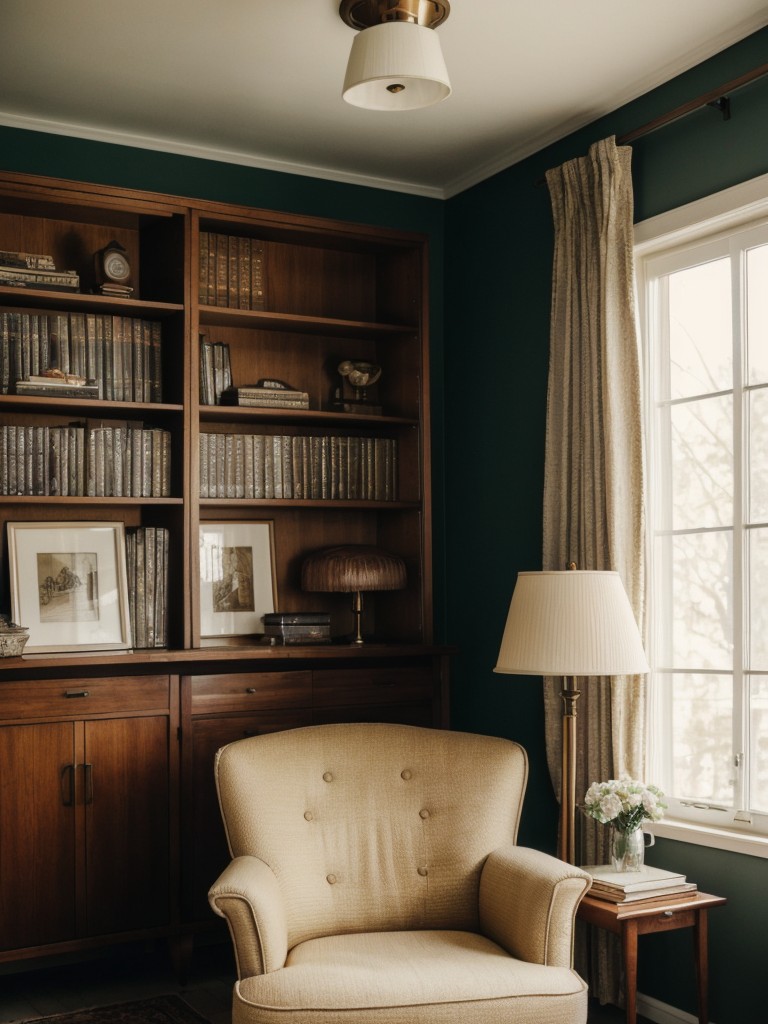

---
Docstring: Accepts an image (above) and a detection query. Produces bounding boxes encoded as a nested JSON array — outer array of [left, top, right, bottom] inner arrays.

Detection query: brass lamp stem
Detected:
[[559, 678, 582, 864], [352, 590, 365, 645]]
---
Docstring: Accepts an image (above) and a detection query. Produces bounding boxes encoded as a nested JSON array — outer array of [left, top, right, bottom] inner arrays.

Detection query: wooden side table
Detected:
[[577, 890, 727, 1024]]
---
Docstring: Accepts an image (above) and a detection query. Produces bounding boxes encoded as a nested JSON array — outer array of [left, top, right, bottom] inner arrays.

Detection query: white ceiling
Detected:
[[1, 1, 766, 199]]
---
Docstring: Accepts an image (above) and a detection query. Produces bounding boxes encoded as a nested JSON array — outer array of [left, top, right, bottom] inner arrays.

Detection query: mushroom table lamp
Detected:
[[301, 544, 406, 645]]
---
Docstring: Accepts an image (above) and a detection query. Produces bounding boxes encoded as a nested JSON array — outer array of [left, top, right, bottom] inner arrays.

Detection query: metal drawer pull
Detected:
[[246, 687, 257, 694], [663, 910, 674, 917], [65, 689, 90, 698]]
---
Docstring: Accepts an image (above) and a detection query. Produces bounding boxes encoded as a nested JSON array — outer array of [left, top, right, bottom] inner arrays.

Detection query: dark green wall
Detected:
[[444, 25, 768, 1022]]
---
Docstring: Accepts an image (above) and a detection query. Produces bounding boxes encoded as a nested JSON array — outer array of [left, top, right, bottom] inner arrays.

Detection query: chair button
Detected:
[[419, 809, 430, 819], [327, 873, 338, 885], [304, 811, 314, 821], [401, 769, 412, 780], [417, 866, 428, 877], [323, 771, 334, 782]]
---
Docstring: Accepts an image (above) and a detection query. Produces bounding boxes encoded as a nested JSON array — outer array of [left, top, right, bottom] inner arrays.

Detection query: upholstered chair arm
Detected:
[[479, 846, 591, 968], [208, 855, 288, 980]]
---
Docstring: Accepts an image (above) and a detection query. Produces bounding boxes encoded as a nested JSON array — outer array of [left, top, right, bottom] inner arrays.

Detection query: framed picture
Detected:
[[199, 520, 277, 638], [7, 521, 131, 654]]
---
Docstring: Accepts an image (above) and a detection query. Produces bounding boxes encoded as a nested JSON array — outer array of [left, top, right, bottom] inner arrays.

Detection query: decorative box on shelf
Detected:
[[263, 612, 331, 645]]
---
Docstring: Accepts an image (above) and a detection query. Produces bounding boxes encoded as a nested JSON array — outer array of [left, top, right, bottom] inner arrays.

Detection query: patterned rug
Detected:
[[21, 994, 212, 1024]]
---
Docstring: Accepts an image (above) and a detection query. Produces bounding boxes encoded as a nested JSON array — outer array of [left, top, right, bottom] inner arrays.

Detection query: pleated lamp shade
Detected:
[[342, 22, 451, 111], [494, 570, 649, 678], [302, 545, 406, 593]]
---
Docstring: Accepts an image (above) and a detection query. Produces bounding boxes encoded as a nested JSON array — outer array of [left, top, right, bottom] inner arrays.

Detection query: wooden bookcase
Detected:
[[0, 171, 448, 966]]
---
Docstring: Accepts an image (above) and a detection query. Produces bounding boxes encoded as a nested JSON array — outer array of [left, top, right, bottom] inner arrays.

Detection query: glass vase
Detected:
[[610, 826, 645, 872]]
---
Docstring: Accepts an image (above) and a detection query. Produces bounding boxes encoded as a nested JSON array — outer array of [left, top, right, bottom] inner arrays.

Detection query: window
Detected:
[[636, 178, 768, 846]]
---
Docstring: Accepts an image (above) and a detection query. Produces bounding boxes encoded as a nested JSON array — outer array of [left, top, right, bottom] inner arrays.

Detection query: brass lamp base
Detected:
[[340, 1, 450, 30], [560, 679, 582, 865]]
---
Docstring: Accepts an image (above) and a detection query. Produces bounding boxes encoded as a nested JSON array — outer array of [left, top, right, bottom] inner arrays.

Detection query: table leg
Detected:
[[693, 908, 710, 1024], [622, 919, 639, 1024]]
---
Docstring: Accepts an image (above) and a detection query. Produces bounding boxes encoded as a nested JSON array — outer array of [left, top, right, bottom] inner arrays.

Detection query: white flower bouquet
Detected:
[[583, 777, 667, 834]]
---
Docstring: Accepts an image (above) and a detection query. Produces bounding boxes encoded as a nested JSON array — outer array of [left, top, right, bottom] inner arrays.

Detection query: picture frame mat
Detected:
[[8, 521, 131, 653], [199, 520, 277, 638]]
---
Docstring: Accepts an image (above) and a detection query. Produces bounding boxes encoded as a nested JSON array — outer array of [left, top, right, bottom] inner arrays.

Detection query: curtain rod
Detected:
[[535, 61, 768, 186], [616, 61, 768, 145]]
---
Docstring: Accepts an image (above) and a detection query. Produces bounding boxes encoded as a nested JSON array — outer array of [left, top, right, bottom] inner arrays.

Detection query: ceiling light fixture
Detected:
[[339, 1, 451, 111]]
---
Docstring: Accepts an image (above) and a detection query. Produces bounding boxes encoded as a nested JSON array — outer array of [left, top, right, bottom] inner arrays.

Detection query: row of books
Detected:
[[200, 338, 232, 405], [87, 425, 172, 497], [0, 423, 171, 497], [584, 864, 697, 905], [199, 232, 266, 310], [0, 424, 86, 496], [199, 432, 398, 501], [0, 311, 163, 402], [126, 527, 169, 649]]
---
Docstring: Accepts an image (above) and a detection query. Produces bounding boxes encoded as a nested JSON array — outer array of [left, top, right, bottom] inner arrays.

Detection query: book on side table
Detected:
[[581, 864, 698, 905]]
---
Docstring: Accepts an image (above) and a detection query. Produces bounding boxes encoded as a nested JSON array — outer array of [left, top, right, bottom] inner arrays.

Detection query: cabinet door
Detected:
[[185, 710, 311, 921], [0, 722, 77, 951], [84, 715, 170, 936]]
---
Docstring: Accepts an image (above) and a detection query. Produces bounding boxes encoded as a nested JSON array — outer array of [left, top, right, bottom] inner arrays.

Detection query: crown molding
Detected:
[[0, 111, 447, 201]]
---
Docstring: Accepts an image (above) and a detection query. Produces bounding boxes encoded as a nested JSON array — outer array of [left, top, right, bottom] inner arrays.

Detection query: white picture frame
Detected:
[[199, 520, 277, 638], [7, 521, 132, 654]]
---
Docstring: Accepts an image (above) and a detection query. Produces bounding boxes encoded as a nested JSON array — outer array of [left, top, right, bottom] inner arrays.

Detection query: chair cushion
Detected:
[[233, 930, 587, 1024]]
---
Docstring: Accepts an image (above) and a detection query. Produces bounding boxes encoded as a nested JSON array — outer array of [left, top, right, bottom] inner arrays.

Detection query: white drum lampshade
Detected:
[[342, 22, 451, 111]]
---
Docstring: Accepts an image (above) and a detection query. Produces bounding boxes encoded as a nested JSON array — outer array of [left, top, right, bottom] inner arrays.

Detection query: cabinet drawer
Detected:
[[0, 675, 170, 720], [189, 671, 312, 714], [312, 666, 435, 708]]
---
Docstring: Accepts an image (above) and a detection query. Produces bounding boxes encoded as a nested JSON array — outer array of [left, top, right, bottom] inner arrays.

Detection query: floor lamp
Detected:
[[494, 568, 649, 864]]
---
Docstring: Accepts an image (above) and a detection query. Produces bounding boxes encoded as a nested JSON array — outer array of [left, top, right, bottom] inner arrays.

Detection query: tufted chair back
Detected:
[[214, 722, 528, 949]]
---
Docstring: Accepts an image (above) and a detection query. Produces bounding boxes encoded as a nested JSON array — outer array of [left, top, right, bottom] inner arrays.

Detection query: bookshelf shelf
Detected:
[[198, 305, 414, 339], [0, 394, 184, 415], [0, 286, 184, 317], [198, 406, 418, 429]]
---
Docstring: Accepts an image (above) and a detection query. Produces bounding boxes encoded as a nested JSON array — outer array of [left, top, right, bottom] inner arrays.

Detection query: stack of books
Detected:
[[0, 248, 80, 292], [582, 864, 697, 905], [222, 381, 310, 410]]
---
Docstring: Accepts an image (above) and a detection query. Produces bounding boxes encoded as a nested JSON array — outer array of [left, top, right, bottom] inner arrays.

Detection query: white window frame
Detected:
[[635, 172, 768, 860]]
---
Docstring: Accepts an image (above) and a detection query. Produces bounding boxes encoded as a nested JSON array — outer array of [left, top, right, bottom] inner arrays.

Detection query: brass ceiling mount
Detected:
[[339, 1, 450, 30]]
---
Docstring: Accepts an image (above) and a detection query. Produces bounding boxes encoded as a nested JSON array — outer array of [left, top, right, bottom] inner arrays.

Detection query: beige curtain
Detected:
[[543, 137, 645, 1006]]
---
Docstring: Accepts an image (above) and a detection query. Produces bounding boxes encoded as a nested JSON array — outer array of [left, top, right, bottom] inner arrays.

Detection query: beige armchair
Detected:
[[209, 722, 591, 1024]]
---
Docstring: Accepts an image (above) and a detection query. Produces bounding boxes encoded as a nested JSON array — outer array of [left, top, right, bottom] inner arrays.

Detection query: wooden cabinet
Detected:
[[0, 170, 449, 967], [0, 674, 176, 957]]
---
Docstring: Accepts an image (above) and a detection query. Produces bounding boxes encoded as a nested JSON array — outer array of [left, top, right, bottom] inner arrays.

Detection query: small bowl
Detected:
[[0, 626, 30, 658]]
